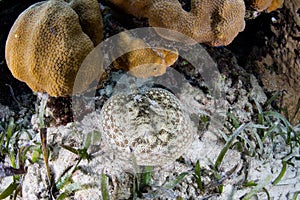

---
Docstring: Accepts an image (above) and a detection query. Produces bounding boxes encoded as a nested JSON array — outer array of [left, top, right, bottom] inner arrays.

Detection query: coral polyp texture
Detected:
[[100, 88, 194, 166], [5, 0, 103, 97], [109, 0, 246, 46], [112, 32, 178, 78]]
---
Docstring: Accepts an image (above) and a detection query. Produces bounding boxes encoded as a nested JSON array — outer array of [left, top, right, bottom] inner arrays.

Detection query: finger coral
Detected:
[[5, 0, 103, 97], [111, 32, 178, 78], [100, 88, 194, 166], [109, 0, 246, 46]]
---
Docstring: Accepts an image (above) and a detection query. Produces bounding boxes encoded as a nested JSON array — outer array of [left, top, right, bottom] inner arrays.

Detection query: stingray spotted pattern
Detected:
[[100, 88, 194, 166]]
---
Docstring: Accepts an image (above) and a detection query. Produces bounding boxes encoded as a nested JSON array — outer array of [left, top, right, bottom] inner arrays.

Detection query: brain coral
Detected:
[[111, 32, 178, 78], [109, 0, 153, 17], [5, 0, 103, 97], [248, 0, 284, 12], [100, 88, 194, 166], [248, 0, 273, 11], [109, 0, 246, 46], [266, 0, 284, 12]]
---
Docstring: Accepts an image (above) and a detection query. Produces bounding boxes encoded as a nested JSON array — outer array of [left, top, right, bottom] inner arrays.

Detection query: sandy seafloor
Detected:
[[0, 69, 299, 199]]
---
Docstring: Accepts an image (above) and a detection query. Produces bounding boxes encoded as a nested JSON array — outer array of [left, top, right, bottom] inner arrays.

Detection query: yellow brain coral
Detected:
[[111, 32, 178, 78], [69, 0, 103, 45], [249, 0, 273, 11], [5, 0, 103, 97], [109, 0, 246, 46], [109, 0, 153, 17], [267, 0, 284, 12], [249, 0, 284, 12]]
